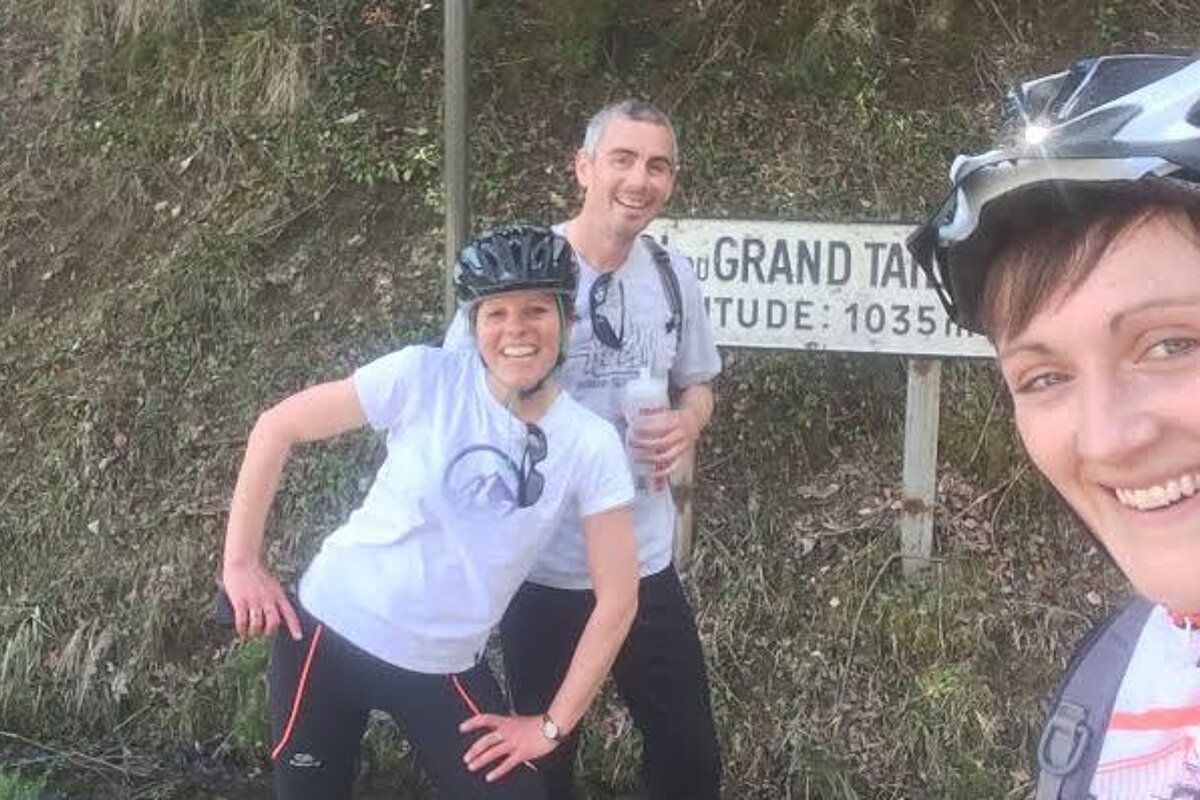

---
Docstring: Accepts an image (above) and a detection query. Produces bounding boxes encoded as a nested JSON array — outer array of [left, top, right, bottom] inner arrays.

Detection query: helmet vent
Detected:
[[454, 225, 578, 305]]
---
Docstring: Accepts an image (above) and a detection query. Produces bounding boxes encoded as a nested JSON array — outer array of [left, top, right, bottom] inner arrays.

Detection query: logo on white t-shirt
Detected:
[[441, 425, 546, 519], [443, 445, 522, 517]]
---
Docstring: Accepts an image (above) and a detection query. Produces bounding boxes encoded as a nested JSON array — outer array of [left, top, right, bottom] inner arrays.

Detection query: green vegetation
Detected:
[[2, 0, 1197, 796], [0, 769, 48, 800]]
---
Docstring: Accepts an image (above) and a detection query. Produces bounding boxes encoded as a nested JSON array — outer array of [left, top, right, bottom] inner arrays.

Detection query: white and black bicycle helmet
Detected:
[[908, 53, 1200, 334]]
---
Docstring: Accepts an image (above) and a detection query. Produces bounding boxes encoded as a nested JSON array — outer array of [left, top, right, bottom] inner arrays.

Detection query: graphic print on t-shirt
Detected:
[[1090, 607, 1200, 799], [442, 444, 522, 518], [573, 321, 658, 385], [442, 423, 542, 520], [571, 311, 676, 394], [1090, 707, 1200, 798]]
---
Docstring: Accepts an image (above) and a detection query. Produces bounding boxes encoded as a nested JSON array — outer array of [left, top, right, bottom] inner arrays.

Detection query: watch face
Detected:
[[541, 715, 559, 740]]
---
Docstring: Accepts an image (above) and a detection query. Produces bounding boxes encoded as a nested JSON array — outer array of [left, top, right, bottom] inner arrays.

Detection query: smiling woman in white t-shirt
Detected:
[[219, 225, 637, 799], [909, 55, 1200, 800]]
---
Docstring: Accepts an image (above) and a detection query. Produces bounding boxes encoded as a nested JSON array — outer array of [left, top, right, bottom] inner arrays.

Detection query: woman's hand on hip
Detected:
[[221, 562, 301, 641], [459, 713, 556, 782]]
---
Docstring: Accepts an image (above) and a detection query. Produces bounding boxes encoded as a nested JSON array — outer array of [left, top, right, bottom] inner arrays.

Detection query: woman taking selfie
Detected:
[[910, 53, 1200, 799]]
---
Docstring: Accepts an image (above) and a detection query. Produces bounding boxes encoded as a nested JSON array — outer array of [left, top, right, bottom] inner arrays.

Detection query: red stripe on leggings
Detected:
[[450, 673, 483, 715], [270, 624, 324, 762], [451, 673, 539, 773]]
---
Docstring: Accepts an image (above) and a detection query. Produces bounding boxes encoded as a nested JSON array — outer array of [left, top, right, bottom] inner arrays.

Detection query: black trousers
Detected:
[[500, 565, 721, 799], [268, 603, 546, 799]]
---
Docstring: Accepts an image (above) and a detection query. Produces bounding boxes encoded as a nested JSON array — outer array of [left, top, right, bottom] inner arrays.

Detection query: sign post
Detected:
[[646, 219, 991, 575], [671, 451, 696, 573], [443, 0, 469, 323], [900, 358, 941, 575]]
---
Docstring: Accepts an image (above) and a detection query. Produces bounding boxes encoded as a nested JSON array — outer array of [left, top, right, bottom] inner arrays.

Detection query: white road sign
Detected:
[[646, 218, 994, 358]]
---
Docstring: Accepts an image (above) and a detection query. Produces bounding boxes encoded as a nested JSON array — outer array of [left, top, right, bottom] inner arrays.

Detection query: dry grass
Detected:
[[108, 0, 198, 38], [40, 0, 315, 117], [154, 25, 311, 116]]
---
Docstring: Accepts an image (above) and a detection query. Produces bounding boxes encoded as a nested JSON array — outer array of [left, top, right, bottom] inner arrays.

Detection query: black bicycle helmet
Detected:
[[454, 224, 577, 305], [908, 53, 1200, 334]]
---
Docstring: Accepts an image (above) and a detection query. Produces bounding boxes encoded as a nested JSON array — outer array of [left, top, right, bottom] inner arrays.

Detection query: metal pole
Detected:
[[900, 357, 941, 576], [443, 0, 470, 323]]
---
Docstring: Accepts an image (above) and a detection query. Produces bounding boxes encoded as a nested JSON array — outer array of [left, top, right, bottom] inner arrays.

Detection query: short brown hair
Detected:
[[978, 181, 1200, 341], [583, 99, 678, 167]]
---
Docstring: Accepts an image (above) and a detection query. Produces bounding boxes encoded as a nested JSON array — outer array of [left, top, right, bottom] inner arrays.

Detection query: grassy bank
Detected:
[[2, 1, 1197, 796]]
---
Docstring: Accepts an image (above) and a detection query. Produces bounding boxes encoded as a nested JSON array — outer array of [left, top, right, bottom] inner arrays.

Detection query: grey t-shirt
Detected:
[[444, 230, 721, 588]]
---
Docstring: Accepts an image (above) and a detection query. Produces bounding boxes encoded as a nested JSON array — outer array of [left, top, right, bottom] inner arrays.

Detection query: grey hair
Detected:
[[581, 99, 678, 167]]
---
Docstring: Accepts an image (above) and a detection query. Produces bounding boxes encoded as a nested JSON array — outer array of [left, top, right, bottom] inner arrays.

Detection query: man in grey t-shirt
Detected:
[[446, 100, 721, 798]]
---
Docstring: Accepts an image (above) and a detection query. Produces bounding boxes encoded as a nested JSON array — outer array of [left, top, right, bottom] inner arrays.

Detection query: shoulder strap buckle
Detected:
[[1038, 701, 1090, 776]]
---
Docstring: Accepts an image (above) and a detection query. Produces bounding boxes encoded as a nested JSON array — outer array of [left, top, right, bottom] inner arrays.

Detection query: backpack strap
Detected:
[[1035, 596, 1154, 800], [641, 234, 683, 349]]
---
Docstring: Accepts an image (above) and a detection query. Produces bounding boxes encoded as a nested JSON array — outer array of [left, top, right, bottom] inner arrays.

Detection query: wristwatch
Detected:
[[540, 713, 561, 742]]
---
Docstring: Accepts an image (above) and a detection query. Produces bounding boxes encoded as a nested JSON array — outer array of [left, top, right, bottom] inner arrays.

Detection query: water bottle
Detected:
[[623, 367, 669, 494]]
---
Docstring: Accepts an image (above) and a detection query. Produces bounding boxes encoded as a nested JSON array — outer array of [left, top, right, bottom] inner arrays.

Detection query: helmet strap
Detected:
[[555, 296, 569, 367]]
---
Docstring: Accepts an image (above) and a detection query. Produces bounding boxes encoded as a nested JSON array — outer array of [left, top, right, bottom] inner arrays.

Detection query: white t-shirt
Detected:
[[1089, 605, 1200, 798], [445, 233, 721, 589], [299, 346, 633, 673]]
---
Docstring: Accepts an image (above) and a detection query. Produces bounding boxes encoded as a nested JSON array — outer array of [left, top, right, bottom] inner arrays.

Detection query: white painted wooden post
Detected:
[[671, 449, 697, 574], [900, 357, 941, 576]]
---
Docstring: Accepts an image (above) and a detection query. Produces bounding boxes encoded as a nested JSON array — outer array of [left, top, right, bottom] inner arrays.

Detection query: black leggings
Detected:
[[268, 604, 546, 799], [500, 565, 721, 799]]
